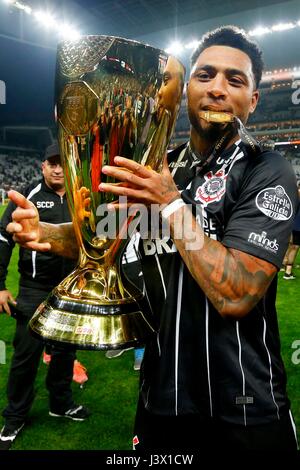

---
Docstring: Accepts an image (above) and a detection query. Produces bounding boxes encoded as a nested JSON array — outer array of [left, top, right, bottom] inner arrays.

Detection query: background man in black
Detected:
[[5, 27, 299, 450], [0, 142, 89, 451]]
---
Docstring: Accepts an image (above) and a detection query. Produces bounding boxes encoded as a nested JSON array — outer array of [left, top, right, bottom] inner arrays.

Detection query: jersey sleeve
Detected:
[[222, 151, 298, 269]]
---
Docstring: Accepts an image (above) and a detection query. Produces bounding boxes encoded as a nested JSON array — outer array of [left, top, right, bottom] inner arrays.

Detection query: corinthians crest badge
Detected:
[[194, 169, 227, 204]]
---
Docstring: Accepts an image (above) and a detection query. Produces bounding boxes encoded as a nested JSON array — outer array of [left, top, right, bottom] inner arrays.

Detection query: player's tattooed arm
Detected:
[[40, 222, 78, 259], [168, 205, 277, 318]]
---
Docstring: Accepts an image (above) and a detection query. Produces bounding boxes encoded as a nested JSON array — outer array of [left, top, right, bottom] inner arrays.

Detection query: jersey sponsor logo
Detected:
[[142, 238, 177, 256], [255, 185, 292, 220], [248, 230, 279, 253], [36, 201, 55, 209], [194, 169, 227, 204]]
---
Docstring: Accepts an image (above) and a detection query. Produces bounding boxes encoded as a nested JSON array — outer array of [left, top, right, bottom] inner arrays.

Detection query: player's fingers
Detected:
[[8, 293, 16, 304], [107, 201, 147, 212], [115, 156, 152, 177], [8, 190, 35, 209], [11, 207, 37, 222], [99, 182, 139, 198], [3, 302, 11, 315], [6, 221, 24, 234], [102, 166, 151, 188]]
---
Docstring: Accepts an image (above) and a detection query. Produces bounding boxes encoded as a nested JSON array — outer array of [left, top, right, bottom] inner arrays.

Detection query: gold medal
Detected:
[[199, 110, 234, 123]]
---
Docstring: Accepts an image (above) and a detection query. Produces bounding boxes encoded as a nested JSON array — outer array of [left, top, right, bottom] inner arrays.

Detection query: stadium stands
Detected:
[[0, 125, 54, 197], [0, 153, 41, 194]]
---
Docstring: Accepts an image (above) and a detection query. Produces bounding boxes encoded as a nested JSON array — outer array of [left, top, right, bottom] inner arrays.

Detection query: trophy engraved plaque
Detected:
[[29, 36, 185, 350]]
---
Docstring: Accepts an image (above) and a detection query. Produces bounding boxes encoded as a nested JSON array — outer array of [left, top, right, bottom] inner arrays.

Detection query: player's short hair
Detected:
[[191, 25, 264, 88]]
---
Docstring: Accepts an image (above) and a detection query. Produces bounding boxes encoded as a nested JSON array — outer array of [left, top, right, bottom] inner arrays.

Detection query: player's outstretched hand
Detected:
[[6, 190, 51, 252]]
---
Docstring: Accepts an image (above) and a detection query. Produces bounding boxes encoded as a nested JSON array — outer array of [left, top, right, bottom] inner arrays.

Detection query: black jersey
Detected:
[[138, 140, 298, 425]]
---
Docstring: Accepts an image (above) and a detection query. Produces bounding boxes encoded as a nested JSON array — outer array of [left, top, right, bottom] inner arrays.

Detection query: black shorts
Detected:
[[133, 397, 298, 451], [292, 230, 300, 246]]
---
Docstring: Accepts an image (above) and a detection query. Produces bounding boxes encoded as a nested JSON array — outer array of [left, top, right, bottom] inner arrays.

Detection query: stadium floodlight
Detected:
[[3, 0, 81, 41], [185, 40, 200, 50], [15, 1, 31, 13], [59, 25, 80, 41], [272, 22, 296, 32], [3, 0, 31, 13], [3, 0, 300, 57], [34, 11, 57, 28], [165, 41, 184, 55], [248, 26, 272, 36]]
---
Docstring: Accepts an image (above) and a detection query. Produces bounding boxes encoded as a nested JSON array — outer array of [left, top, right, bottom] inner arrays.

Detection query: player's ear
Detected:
[[249, 89, 259, 114]]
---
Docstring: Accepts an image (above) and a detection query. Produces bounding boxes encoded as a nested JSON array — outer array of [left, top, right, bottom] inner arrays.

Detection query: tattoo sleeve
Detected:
[[40, 222, 78, 259], [168, 205, 277, 318]]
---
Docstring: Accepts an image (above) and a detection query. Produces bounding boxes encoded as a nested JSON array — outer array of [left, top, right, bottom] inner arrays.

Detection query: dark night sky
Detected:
[[0, 38, 56, 126], [0, 0, 299, 127]]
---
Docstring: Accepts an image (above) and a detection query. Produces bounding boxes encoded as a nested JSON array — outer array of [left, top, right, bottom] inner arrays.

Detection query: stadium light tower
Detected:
[[2, 0, 81, 42]]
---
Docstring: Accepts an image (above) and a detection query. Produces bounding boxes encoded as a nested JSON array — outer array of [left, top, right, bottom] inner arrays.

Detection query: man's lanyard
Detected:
[[187, 116, 260, 174]]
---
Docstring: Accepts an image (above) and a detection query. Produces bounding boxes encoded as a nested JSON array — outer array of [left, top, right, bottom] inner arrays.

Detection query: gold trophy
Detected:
[[29, 36, 185, 350]]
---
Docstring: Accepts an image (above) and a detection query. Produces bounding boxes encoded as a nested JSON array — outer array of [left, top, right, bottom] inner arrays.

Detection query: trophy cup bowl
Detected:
[[29, 36, 185, 350]]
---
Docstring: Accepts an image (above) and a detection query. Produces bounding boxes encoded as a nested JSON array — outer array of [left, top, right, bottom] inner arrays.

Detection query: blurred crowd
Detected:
[[0, 153, 41, 193]]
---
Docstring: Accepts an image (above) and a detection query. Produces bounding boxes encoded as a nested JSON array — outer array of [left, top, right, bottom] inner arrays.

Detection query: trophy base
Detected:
[[29, 289, 155, 350]]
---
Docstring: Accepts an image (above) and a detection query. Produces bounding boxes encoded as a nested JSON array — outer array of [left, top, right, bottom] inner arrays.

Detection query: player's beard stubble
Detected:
[[188, 108, 230, 149]]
